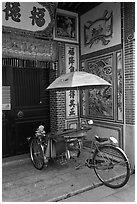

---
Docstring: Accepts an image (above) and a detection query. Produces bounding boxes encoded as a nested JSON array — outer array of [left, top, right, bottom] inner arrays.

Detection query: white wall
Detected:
[[124, 124, 135, 170]]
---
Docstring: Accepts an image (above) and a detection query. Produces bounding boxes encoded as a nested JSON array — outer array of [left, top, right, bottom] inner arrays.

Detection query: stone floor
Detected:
[[2, 149, 102, 202], [62, 173, 135, 202], [2, 148, 135, 202]]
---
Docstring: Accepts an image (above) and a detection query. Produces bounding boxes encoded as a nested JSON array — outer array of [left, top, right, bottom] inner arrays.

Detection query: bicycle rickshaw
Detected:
[[27, 71, 131, 188]]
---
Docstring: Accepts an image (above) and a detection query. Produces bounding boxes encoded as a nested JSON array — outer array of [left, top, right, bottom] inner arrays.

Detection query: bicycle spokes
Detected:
[[93, 145, 130, 188], [30, 139, 44, 170]]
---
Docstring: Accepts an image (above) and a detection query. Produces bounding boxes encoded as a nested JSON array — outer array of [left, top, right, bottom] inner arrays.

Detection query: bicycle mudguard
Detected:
[[95, 144, 130, 161], [92, 144, 112, 157]]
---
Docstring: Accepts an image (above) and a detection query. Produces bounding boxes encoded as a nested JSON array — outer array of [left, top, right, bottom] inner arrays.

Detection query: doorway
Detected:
[[2, 58, 50, 157]]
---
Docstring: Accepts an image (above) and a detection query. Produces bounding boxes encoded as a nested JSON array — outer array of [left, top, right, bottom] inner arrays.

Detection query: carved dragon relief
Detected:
[[84, 10, 113, 48]]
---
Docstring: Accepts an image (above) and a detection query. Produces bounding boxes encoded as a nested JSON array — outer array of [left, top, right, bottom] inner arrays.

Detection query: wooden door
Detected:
[[2, 59, 50, 157]]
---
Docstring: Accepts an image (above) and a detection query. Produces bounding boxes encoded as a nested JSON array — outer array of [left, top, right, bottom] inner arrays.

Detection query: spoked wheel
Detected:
[[30, 138, 44, 170], [93, 144, 130, 188]]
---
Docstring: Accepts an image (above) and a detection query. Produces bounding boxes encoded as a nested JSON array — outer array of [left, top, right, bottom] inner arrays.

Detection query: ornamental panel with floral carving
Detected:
[[86, 54, 113, 120]]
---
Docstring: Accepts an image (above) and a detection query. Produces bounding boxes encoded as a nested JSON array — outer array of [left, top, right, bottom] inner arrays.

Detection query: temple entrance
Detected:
[[2, 58, 50, 157]]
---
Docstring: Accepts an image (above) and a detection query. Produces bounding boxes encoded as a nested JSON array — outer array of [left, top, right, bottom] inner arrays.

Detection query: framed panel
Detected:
[[65, 119, 78, 129], [86, 54, 114, 120], [54, 9, 78, 43], [80, 2, 121, 55], [80, 60, 86, 116], [91, 122, 123, 148], [81, 90, 86, 117], [116, 50, 123, 122]]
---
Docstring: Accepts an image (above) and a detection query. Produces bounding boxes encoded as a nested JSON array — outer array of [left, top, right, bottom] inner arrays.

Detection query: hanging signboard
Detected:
[[2, 2, 57, 36]]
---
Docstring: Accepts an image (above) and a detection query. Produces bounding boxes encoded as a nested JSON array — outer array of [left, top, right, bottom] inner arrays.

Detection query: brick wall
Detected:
[[49, 61, 66, 132], [123, 2, 135, 125]]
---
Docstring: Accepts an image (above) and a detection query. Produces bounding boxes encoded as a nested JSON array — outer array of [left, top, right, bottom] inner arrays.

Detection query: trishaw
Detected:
[[27, 71, 130, 188]]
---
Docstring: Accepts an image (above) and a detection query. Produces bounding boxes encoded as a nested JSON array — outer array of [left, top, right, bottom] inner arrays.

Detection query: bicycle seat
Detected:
[[95, 135, 108, 143]]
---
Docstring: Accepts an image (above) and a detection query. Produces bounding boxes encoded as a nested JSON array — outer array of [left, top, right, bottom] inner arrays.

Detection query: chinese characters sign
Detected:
[[2, 2, 51, 32], [3, 2, 21, 22], [65, 44, 79, 118]]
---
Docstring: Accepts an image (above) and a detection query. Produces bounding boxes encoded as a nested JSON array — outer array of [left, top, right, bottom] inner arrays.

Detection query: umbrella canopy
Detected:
[[47, 71, 111, 129], [47, 71, 111, 90]]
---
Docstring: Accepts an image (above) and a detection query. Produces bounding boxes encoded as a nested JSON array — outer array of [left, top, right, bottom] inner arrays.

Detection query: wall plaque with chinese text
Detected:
[[65, 44, 79, 118]]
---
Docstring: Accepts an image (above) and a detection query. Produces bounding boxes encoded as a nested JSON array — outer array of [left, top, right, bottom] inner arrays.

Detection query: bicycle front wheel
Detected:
[[30, 139, 44, 170], [93, 144, 130, 188]]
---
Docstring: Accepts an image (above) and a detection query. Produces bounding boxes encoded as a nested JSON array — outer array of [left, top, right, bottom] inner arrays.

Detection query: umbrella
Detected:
[[47, 71, 111, 128], [47, 71, 111, 90]]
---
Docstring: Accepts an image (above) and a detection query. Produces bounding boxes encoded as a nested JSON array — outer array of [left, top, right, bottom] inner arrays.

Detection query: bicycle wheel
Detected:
[[30, 139, 44, 170], [93, 144, 130, 188]]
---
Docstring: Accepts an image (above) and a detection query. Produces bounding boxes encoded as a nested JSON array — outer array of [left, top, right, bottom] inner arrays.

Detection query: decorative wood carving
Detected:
[[84, 10, 113, 48], [2, 33, 58, 62]]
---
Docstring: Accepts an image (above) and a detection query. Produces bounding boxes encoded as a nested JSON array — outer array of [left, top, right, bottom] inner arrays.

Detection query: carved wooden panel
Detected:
[[80, 2, 121, 55], [116, 50, 123, 122], [86, 54, 113, 120]]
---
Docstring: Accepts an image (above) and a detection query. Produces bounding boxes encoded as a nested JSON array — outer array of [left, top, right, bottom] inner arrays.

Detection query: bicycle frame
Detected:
[[85, 138, 100, 167], [28, 122, 130, 188], [76, 135, 118, 169]]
